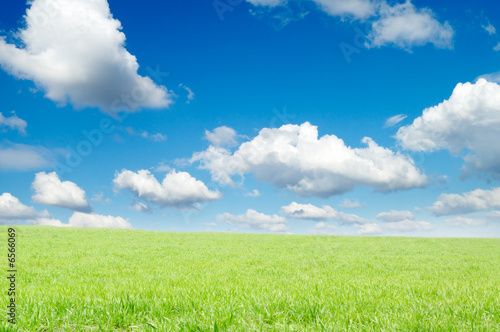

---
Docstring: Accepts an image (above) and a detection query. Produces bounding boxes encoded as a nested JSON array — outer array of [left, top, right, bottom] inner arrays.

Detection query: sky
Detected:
[[0, 0, 499, 237]]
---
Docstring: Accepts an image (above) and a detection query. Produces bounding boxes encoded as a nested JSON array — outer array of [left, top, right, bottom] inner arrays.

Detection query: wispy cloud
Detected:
[[339, 198, 361, 209], [179, 84, 195, 103], [384, 114, 407, 128], [0, 112, 27, 134]]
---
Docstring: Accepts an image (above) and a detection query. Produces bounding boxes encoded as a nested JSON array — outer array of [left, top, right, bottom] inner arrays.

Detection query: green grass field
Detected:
[[1, 226, 499, 331]]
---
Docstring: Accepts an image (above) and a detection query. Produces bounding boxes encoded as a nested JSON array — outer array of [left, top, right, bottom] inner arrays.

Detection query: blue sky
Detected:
[[0, 0, 500, 236]]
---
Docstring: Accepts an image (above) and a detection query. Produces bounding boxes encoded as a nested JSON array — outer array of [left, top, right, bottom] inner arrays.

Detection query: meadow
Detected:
[[1, 226, 499, 331]]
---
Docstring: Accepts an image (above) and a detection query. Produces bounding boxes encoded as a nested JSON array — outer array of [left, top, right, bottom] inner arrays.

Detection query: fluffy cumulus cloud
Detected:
[[204, 126, 239, 147], [281, 202, 368, 224], [191, 122, 426, 197], [430, 187, 500, 216], [113, 169, 222, 210], [396, 79, 500, 177], [217, 209, 287, 232], [68, 212, 132, 228], [29, 213, 131, 228], [245, 0, 452, 51], [0, 142, 52, 171], [445, 217, 486, 228], [32, 172, 92, 212], [0, 192, 129, 228], [0, 0, 172, 112], [0, 112, 27, 134], [367, 1, 453, 50], [0, 192, 50, 221]]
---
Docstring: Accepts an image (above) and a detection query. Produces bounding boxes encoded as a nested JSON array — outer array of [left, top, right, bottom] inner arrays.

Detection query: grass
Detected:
[[1, 226, 499, 331]]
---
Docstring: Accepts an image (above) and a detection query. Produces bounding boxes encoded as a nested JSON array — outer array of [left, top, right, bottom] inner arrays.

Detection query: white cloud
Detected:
[[384, 220, 435, 232], [126, 127, 167, 142], [281, 202, 337, 220], [244, 189, 261, 197], [217, 209, 287, 232], [445, 217, 486, 228], [430, 187, 500, 216], [355, 223, 382, 235], [26, 217, 69, 227], [179, 84, 195, 103], [281, 202, 368, 224], [245, 0, 285, 7], [246, 0, 452, 52], [191, 122, 426, 197], [148, 133, 167, 142], [68, 212, 132, 228], [0, 192, 50, 219], [339, 198, 361, 208], [113, 169, 222, 210], [376, 210, 415, 222], [483, 22, 496, 35], [396, 79, 500, 176], [367, 1, 453, 50], [0, 142, 51, 171], [310, 0, 375, 19], [0, 193, 130, 228], [247, 0, 374, 19], [204, 126, 239, 147], [0, 0, 172, 112], [308, 222, 337, 235], [203, 222, 217, 227], [354, 212, 435, 233], [384, 114, 407, 128], [0, 112, 27, 134], [32, 172, 92, 212], [494, 43, 500, 52], [131, 202, 151, 213]]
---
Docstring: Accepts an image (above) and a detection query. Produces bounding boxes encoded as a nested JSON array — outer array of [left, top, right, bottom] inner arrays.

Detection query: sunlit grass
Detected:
[[1, 226, 499, 331]]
